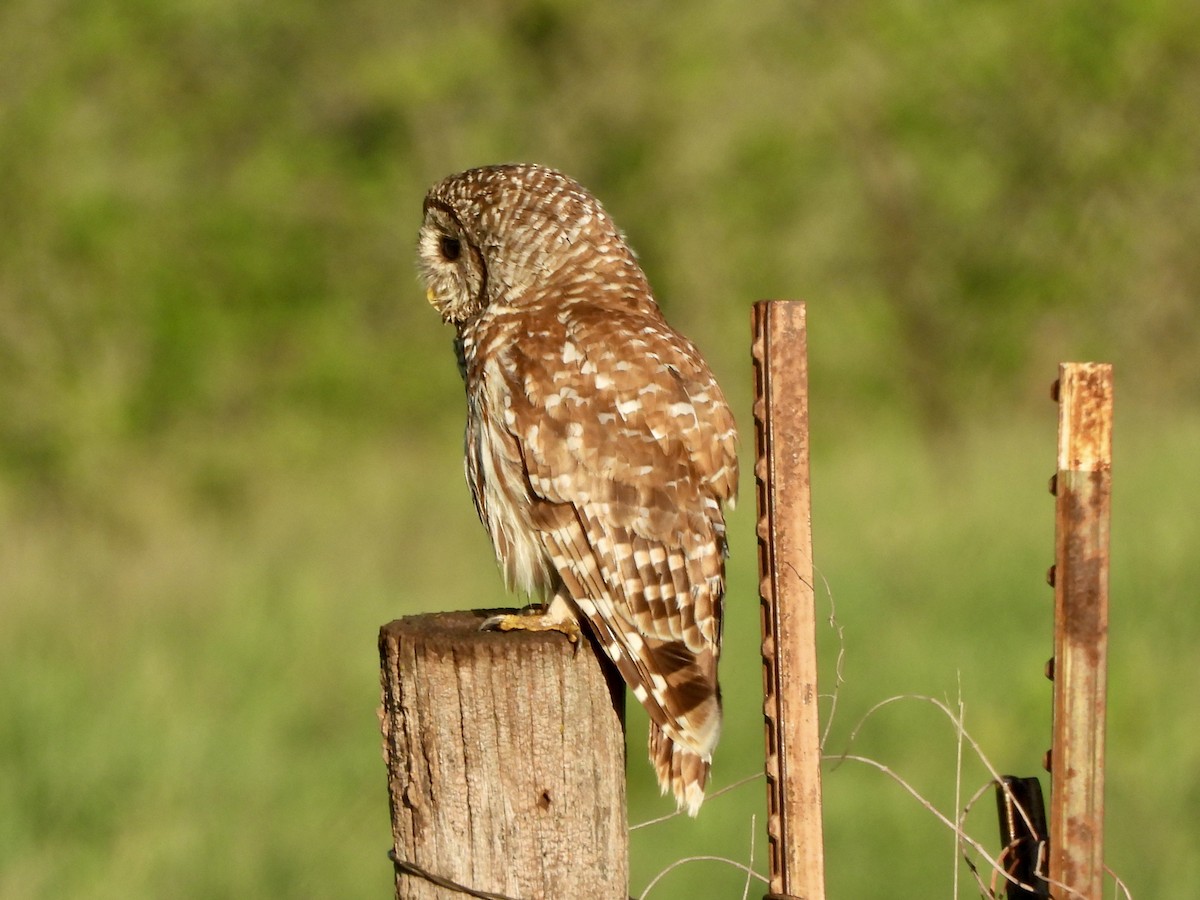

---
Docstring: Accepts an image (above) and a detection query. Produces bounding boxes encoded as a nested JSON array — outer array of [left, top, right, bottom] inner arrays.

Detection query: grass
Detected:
[[2, 399, 1196, 898]]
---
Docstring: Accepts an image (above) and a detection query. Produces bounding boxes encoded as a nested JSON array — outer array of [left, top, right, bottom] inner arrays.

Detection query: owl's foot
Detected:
[[479, 609, 581, 644]]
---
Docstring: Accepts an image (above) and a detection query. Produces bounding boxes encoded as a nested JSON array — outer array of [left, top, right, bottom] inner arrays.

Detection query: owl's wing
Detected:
[[493, 302, 738, 765]]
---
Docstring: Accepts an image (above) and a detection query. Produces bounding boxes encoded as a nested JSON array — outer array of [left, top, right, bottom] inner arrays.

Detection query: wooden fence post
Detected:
[[1046, 364, 1112, 899], [379, 611, 627, 900], [752, 300, 828, 900]]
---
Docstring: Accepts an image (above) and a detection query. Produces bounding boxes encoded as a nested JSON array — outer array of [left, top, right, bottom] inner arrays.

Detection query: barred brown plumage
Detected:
[[417, 163, 738, 815]]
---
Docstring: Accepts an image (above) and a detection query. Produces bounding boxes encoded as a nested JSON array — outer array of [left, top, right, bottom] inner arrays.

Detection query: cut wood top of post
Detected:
[[1056, 363, 1113, 473], [380, 610, 573, 653]]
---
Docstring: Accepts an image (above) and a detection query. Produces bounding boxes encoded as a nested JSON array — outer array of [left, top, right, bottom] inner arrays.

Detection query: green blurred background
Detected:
[[2, 1, 1197, 896]]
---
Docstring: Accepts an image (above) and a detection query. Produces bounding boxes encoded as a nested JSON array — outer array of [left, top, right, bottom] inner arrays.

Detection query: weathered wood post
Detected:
[[1046, 364, 1112, 899], [752, 300, 828, 900], [379, 611, 627, 900]]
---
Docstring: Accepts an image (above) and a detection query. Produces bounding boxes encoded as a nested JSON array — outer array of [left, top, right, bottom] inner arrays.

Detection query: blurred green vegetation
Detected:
[[2, 0, 1197, 897]]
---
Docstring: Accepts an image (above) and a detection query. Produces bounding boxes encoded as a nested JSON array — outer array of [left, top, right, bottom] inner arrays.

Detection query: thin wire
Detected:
[[389, 850, 522, 900]]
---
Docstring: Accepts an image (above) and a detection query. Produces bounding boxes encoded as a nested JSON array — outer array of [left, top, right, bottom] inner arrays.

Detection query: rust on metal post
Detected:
[[1048, 363, 1112, 899], [752, 301, 826, 900]]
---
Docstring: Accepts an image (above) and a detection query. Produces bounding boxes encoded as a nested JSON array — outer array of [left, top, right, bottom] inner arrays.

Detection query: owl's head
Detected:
[[417, 164, 648, 326]]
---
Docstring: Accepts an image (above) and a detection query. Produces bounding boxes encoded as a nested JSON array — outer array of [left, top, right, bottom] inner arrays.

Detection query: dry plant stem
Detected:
[[741, 815, 759, 900], [814, 568, 846, 754], [1103, 867, 1132, 899], [827, 693, 1131, 899], [629, 772, 764, 831], [952, 683, 965, 900], [639, 856, 769, 900], [832, 755, 1004, 867]]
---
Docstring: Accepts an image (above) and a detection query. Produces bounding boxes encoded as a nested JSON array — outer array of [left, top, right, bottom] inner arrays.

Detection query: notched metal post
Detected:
[[752, 301, 826, 900], [1047, 363, 1112, 899]]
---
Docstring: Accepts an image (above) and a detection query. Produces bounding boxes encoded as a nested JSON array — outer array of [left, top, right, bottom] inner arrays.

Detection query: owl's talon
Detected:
[[478, 613, 517, 633], [479, 612, 581, 645]]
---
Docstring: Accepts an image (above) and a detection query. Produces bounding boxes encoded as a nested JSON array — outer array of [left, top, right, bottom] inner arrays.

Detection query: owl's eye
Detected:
[[439, 235, 462, 261]]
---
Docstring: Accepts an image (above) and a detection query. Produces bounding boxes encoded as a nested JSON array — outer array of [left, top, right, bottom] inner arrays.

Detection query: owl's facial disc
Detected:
[[417, 211, 484, 326]]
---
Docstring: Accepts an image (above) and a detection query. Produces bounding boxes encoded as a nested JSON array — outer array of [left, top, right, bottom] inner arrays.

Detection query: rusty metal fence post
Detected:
[[1046, 363, 1112, 899], [752, 301, 827, 900]]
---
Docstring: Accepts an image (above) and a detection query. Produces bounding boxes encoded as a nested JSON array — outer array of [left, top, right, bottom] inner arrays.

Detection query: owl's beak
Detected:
[[426, 286, 457, 325]]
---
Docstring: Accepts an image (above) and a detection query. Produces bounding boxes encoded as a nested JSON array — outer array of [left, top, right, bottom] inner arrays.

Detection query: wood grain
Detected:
[[379, 611, 627, 900]]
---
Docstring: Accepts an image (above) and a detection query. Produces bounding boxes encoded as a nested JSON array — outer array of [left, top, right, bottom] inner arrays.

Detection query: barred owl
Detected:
[[417, 164, 738, 815]]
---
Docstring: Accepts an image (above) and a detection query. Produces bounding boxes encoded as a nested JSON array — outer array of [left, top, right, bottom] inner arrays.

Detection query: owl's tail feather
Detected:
[[650, 722, 711, 817]]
